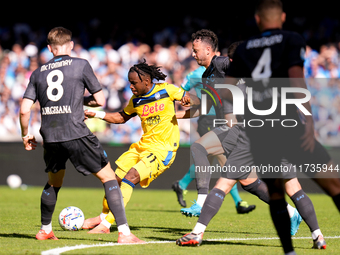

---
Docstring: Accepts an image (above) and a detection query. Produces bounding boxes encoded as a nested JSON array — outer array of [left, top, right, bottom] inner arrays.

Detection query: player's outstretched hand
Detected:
[[22, 135, 37, 151], [300, 120, 315, 153], [181, 95, 191, 107], [84, 109, 96, 119]]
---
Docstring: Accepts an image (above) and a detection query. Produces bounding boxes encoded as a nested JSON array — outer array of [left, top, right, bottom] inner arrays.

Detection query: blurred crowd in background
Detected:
[[1, 18, 340, 146]]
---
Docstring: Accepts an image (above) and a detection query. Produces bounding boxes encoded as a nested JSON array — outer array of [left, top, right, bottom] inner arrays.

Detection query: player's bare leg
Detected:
[[36, 170, 65, 240]]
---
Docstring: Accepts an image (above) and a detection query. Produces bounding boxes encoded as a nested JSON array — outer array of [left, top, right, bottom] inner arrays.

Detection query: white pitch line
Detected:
[[41, 236, 340, 255]]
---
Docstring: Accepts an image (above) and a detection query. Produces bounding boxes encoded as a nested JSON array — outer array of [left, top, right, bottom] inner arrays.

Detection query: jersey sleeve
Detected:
[[123, 97, 137, 116], [83, 61, 102, 94], [23, 71, 37, 102], [287, 33, 306, 68], [166, 84, 185, 101]]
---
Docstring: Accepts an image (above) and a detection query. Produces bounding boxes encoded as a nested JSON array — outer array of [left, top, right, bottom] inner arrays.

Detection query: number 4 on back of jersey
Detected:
[[251, 48, 272, 87]]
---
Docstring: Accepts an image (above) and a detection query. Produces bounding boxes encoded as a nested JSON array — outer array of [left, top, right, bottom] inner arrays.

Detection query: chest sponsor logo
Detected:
[[141, 102, 164, 117]]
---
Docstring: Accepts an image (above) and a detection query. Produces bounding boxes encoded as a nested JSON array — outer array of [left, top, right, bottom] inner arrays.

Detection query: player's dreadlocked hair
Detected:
[[129, 59, 167, 82]]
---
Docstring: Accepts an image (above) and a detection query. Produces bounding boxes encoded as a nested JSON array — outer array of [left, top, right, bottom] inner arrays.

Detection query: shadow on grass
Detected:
[[0, 233, 36, 239], [128, 208, 179, 213], [0, 232, 115, 242], [127, 225, 262, 236]]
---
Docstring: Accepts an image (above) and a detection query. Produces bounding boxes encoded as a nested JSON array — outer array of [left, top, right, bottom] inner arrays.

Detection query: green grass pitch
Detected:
[[0, 185, 339, 254]]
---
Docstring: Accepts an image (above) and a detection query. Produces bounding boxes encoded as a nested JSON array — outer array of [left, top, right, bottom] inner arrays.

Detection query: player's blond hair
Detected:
[[47, 27, 72, 46]]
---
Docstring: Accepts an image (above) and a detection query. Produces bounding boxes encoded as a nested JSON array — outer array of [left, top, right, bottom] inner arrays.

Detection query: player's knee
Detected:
[[284, 178, 302, 197], [94, 163, 117, 183], [191, 142, 208, 158], [124, 168, 140, 185]]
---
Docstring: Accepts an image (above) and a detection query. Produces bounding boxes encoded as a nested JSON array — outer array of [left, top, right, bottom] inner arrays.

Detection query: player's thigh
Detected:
[[114, 146, 140, 179], [137, 150, 176, 188], [43, 142, 68, 174], [194, 127, 227, 155], [66, 134, 109, 176], [284, 136, 331, 177]]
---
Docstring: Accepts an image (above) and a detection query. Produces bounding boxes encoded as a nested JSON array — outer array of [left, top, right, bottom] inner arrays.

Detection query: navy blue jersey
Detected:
[[227, 29, 305, 79], [202, 55, 230, 119], [227, 29, 306, 119], [23, 55, 102, 143]]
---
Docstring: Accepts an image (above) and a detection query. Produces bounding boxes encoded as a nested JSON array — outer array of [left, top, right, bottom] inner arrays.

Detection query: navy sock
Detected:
[[103, 180, 128, 226], [241, 178, 270, 204], [191, 142, 211, 194], [198, 188, 225, 226], [291, 189, 319, 232], [40, 183, 60, 225]]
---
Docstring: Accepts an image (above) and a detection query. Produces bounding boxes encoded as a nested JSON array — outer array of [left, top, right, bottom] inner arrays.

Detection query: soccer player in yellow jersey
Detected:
[[83, 60, 199, 233]]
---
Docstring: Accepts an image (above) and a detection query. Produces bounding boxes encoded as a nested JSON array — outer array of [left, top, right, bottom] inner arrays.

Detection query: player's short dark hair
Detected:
[[227, 41, 244, 59], [129, 59, 167, 82], [255, 0, 283, 14], [47, 27, 72, 46], [191, 29, 218, 52]]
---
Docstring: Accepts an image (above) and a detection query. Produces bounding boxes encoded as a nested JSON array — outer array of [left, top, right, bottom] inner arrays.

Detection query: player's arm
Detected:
[[176, 98, 213, 119], [288, 65, 315, 152], [85, 109, 133, 124], [19, 98, 37, 150], [84, 90, 106, 107], [180, 92, 201, 107], [176, 106, 201, 119]]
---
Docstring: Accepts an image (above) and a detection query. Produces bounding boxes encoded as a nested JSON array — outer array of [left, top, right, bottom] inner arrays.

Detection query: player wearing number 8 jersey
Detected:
[[19, 27, 143, 243]]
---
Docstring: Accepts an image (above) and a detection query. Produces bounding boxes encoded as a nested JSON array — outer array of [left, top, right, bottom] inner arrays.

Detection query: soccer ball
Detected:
[[58, 206, 85, 231], [7, 174, 22, 189]]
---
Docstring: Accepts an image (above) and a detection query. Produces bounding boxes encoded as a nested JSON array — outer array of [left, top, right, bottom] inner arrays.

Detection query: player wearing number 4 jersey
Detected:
[[219, 1, 340, 254], [20, 27, 143, 243]]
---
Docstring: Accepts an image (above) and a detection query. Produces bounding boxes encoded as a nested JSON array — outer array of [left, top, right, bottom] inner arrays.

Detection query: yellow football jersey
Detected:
[[123, 82, 185, 160]]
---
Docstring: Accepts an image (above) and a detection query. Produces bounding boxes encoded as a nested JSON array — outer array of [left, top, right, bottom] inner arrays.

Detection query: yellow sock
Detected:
[[102, 196, 110, 214], [105, 181, 134, 225]]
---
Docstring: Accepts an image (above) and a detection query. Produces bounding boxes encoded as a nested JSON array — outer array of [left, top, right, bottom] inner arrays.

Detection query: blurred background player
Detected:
[[175, 41, 327, 248], [172, 52, 255, 214], [176, 42, 326, 249], [82, 60, 200, 233], [220, 0, 340, 253], [19, 27, 143, 243], [175, 29, 256, 218]]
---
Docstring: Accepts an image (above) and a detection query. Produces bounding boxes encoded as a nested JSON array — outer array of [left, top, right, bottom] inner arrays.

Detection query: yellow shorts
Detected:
[[115, 144, 176, 188]]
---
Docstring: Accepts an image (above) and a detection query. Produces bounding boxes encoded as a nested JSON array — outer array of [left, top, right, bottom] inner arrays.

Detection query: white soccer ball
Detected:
[[58, 206, 85, 231], [7, 174, 22, 189]]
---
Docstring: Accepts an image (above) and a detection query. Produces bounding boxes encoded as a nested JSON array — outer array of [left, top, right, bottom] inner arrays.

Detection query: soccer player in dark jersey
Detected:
[[176, 41, 326, 248], [220, 1, 340, 253], [19, 27, 143, 243], [179, 29, 255, 217]]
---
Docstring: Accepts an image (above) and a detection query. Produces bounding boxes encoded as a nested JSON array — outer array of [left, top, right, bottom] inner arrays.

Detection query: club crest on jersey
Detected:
[[141, 102, 164, 117], [155, 92, 161, 100]]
